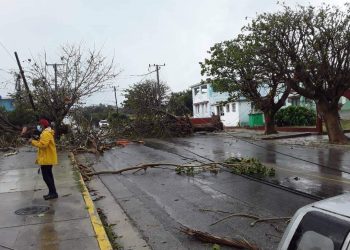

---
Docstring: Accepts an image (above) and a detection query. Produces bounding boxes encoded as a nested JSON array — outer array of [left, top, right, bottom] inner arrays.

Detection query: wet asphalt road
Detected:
[[80, 133, 341, 250], [147, 133, 350, 198]]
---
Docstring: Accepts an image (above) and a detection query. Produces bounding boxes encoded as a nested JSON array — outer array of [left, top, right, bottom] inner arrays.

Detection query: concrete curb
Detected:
[[69, 152, 113, 250], [261, 132, 312, 140]]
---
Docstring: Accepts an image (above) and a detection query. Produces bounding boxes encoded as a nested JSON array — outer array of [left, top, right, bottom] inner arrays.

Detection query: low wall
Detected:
[[225, 126, 318, 133]]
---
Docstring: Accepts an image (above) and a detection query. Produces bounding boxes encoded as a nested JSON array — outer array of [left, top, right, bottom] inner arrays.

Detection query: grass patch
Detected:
[[341, 119, 350, 130], [72, 166, 85, 193], [97, 208, 122, 250]]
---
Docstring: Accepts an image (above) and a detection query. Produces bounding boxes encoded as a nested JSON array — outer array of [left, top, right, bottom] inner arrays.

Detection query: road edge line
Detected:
[[69, 152, 113, 250]]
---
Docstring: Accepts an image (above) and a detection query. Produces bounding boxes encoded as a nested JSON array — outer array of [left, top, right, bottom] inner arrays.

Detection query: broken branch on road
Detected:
[[3, 150, 18, 157], [180, 226, 259, 250], [211, 213, 291, 227], [201, 208, 291, 227], [87, 159, 275, 178], [88, 162, 222, 176]]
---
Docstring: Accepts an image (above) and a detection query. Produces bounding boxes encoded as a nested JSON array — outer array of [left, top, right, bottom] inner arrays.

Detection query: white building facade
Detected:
[[192, 83, 251, 127]]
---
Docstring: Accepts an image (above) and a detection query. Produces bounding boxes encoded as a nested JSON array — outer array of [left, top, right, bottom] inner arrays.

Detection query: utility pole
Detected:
[[113, 86, 119, 114], [46, 62, 64, 91], [14, 51, 36, 111], [149, 63, 165, 107]]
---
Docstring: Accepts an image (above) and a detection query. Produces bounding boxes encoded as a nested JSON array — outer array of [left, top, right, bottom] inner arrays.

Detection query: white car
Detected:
[[98, 120, 109, 128], [278, 193, 350, 250]]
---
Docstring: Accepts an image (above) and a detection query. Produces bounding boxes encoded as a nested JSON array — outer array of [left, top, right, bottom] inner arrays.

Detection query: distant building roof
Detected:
[[0, 98, 15, 111], [190, 82, 209, 88]]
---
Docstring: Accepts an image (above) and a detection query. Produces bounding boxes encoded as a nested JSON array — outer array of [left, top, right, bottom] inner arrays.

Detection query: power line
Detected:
[[116, 70, 157, 79], [0, 68, 12, 73], [129, 70, 157, 77], [0, 40, 16, 63]]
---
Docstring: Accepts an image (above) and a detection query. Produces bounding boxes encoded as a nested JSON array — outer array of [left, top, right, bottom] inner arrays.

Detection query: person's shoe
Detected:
[[44, 193, 58, 200], [43, 194, 50, 199]]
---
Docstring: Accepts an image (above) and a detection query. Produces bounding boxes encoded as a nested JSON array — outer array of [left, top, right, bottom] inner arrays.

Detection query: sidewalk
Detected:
[[221, 128, 314, 140], [0, 147, 108, 250], [221, 128, 350, 148]]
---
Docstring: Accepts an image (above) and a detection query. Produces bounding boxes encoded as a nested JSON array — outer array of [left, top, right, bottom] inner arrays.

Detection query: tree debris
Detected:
[[88, 162, 223, 176], [210, 213, 260, 226], [3, 151, 18, 157], [87, 159, 275, 179], [224, 157, 275, 177], [0, 147, 16, 152], [201, 208, 291, 227], [179, 226, 259, 250]]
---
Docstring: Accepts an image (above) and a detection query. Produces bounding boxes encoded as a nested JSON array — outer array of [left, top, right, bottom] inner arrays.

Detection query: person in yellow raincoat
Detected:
[[31, 118, 58, 200]]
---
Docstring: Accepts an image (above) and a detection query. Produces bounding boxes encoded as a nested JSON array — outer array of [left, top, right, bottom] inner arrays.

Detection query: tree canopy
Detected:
[[200, 26, 291, 134], [201, 3, 350, 142], [250, 4, 350, 143], [17, 44, 117, 135], [167, 89, 193, 116]]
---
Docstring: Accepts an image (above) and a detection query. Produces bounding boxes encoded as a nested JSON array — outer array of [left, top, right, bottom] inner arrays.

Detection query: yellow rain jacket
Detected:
[[32, 127, 58, 165]]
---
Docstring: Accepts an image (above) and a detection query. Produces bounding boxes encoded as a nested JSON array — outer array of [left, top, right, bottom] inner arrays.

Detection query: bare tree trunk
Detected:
[[318, 102, 348, 144], [264, 111, 277, 135]]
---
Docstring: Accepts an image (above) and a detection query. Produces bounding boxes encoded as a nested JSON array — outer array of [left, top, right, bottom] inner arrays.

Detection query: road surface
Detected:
[[81, 133, 350, 249]]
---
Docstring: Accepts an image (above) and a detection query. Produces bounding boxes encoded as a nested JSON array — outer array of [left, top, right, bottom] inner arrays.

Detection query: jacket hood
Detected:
[[44, 127, 55, 136]]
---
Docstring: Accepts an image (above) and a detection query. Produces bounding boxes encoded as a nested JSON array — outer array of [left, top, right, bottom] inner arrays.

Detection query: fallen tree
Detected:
[[88, 162, 221, 176], [123, 80, 193, 138], [87, 158, 275, 178], [0, 110, 22, 148]]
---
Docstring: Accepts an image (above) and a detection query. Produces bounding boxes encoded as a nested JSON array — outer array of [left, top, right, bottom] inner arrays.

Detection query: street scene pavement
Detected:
[[0, 131, 349, 250], [1, 1, 350, 249], [76, 131, 348, 249], [0, 148, 101, 250]]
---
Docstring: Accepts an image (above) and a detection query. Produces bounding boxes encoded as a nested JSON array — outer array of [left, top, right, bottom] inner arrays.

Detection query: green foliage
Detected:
[[200, 17, 291, 135], [123, 80, 170, 116], [72, 104, 116, 127], [245, 4, 350, 142], [275, 106, 316, 126], [6, 105, 37, 126], [167, 89, 193, 116], [175, 166, 195, 176], [212, 244, 221, 250], [122, 80, 184, 138], [175, 165, 219, 176], [224, 157, 275, 177], [108, 111, 131, 135]]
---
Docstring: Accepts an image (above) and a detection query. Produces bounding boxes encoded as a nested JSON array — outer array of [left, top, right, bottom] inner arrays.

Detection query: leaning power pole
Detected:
[[149, 63, 165, 107], [14, 51, 36, 111]]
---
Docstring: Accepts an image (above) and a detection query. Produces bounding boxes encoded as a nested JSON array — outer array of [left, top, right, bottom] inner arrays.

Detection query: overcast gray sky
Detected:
[[0, 0, 347, 106]]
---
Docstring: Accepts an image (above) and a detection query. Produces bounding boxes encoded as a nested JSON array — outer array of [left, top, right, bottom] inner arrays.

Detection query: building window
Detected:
[[201, 85, 208, 93], [204, 103, 208, 113], [291, 97, 300, 106], [217, 106, 224, 116], [305, 98, 313, 104], [195, 104, 199, 114], [232, 103, 236, 112], [194, 87, 200, 95], [226, 104, 230, 112], [251, 103, 257, 113]]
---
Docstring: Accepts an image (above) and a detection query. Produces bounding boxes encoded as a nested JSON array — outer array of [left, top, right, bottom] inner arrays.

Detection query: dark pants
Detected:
[[41, 165, 57, 195]]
